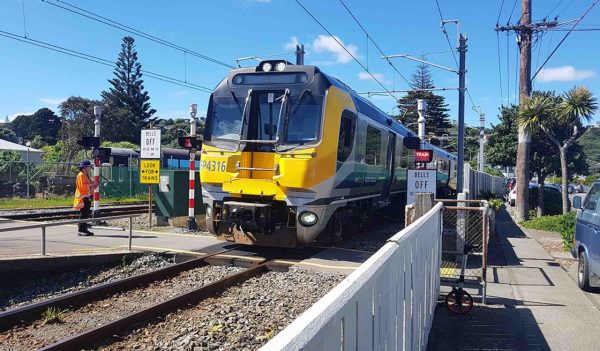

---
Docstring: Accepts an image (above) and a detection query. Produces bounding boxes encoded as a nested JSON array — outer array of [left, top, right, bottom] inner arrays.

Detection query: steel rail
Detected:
[[0, 248, 238, 330], [40, 259, 273, 351]]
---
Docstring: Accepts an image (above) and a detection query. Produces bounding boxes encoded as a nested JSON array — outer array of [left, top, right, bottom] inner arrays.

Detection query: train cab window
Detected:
[[284, 94, 324, 145], [440, 159, 450, 175], [337, 111, 356, 162], [365, 126, 382, 165]]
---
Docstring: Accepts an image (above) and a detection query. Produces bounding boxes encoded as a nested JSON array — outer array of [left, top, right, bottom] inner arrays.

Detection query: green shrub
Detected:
[[487, 198, 504, 212], [521, 211, 576, 250], [528, 187, 564, 216]]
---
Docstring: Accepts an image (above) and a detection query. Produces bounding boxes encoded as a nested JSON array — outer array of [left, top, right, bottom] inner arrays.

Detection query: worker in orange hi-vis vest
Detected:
[[73, 160, 97, 236]]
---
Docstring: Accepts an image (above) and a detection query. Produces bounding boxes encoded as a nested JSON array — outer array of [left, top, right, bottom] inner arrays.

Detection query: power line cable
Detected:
[[546, 0, 565, 19], [507, 0, 519, 25], [496, 32, 504, 106], [496, 0, 506, 26], [0, 30, 214, 93], [294, 0, 399, 100], [532, 0, 600, 81], [41, 0, 235, 69], [338, 0, 411, 87], [434, 0, 459, 69]]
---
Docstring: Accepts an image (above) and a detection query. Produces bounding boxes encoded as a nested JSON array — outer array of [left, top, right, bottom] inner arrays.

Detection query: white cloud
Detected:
[[40, 97, 65, 106], [312, 35, 359, 64], [536, 66, 594, 82], [7, 112, 34, 121], [284, 36, 300, 51], [358, 72, 391, 84]]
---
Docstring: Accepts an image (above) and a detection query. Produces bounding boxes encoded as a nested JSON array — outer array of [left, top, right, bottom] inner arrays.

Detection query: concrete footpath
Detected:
[[427, 209, 600, 350]]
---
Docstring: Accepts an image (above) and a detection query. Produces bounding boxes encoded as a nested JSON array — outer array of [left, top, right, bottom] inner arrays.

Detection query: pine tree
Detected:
[[396, 64, 452, 141], [101, 36, 156, 143]]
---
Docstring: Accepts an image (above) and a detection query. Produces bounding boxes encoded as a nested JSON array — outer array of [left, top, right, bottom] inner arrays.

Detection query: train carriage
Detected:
[[200, 60, 456, 247]]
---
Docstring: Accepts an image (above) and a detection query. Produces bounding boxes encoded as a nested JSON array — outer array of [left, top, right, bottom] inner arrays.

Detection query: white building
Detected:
[[0, 139, 43, 163]]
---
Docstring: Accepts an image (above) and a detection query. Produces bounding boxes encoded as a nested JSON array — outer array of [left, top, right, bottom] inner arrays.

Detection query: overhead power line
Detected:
[[0, 30, 214, 93], [294, 0, 399, 100], [41, 0, 235, 69], [338, 0, 411, 87], [531, 0, 600, 81]]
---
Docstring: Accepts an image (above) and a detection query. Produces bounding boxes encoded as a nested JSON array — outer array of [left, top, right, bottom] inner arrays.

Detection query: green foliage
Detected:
[[488, 198, 504, 212], [101, 36, 156, 143], [582, 174, 600, 185], [396, 64, 452, 139], [577, 127, 600, 166], [486, 105, 518, 167], [9, 108, 61, 144], [41, 141, 65, 163], [0, 127, 18, 143], [101, 141, 138, 149], [41, 307, 66, 325], [0, 151, 24, 177], [529, 187, 564, 216], [521, 211, 576, 250], [484, 167, 504, 177]]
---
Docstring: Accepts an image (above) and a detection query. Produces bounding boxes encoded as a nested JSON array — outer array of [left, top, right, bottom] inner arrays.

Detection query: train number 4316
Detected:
[[201, 160, 226, 172]]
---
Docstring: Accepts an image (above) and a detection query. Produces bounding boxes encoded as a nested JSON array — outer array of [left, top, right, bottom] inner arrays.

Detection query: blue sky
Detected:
[[1, 0, 599, 128]]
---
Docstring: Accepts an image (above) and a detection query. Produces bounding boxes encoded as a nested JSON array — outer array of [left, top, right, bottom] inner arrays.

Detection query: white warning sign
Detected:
[[407, 169, 437, 205]]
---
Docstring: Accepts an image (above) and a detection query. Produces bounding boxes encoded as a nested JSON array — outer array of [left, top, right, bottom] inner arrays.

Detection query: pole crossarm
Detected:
[[495, 20, 559, 32], [382, 54, 458, 74], [357, 87, 459, 96]]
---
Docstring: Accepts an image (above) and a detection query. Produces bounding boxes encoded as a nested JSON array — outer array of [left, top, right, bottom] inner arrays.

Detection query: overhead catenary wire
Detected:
[[434, 0, 459, 69], [532, 0, 600, 81], [0, 30, 214, 93], [41, 0, 235, 69], [338, 0, 411, 87], [496, 32, 504, 106], [294, 0, 399, 100]]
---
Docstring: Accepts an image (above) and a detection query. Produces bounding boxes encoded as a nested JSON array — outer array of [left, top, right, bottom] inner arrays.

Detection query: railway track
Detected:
[[0, 247, 325, 351], [0, 204, 152, 221]]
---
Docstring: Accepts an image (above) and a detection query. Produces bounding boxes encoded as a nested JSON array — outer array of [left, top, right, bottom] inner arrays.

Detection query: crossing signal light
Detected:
[[415, 149, 433, 163], [178, 136, 200, 149], [78, 136, 100, 149], [403, 136, 421, 150]]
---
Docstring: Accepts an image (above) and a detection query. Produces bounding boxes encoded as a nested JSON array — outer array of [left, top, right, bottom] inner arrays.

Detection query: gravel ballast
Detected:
[[0, 265, 244, 351], [100, 269, 345, 351], [0, 253, 174, 312]]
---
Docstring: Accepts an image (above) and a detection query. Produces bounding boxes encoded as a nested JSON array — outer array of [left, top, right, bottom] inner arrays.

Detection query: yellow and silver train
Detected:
[[200, 60, 456, 247]]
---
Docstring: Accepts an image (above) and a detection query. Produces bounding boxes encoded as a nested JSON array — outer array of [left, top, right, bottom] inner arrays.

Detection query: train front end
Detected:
[[200, 61, 344, 247]]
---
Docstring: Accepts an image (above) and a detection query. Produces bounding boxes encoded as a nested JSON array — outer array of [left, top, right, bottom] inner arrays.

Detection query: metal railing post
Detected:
[[128, 217, 133, 251], [41, 226, 46, 256]]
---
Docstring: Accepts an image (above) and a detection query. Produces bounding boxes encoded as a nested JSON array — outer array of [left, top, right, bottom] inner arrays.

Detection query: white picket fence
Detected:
[[463, 164, 505, 199], [260, 203, 443, 351]]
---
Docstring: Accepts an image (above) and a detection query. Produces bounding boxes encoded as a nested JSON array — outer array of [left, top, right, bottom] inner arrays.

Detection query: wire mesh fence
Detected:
[[0, 160, 148, 200], [438, 198, 490, 301]]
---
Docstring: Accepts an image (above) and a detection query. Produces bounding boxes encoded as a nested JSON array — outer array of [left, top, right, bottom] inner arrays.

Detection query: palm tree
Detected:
[[518, 94, 555, 217], [520, 87, 597, 214]]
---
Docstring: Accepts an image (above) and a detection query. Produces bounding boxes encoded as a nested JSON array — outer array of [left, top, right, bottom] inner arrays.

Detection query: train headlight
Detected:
[[299, 211, 318, 227], [262, 62, 272, 72], [275, 62, 286, 72]]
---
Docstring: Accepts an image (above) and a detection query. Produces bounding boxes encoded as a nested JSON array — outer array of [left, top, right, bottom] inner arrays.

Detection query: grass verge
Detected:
[[521, 211, 576, 251], [0, 195, 146, 209]]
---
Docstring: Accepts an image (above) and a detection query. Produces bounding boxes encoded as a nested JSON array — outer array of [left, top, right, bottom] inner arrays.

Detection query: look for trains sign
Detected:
[[140, 159, 160, 184]]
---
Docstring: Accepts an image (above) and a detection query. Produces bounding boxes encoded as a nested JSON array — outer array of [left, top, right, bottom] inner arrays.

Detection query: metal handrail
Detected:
[[0, 214, 142, 255]]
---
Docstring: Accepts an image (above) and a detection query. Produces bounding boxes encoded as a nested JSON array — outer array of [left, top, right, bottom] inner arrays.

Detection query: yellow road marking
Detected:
[[116, 245, 208, 256], [273, 259, 358, 271], [440, 267, 457, 277]]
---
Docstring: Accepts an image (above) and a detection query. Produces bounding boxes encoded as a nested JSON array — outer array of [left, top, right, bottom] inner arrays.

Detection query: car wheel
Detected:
[[578, 251, 592, 291]]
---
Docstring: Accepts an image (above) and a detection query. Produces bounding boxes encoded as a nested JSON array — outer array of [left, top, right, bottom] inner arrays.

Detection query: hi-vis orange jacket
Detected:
[[73, 171, 93, 210]]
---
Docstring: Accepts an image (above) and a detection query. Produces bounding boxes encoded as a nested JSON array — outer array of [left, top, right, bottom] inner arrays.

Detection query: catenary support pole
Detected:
[[296, 44, 305, 65], [417, 99, 427, 149], [457, 34, 467, 193], [93, 106, 102, 214], [187, 104, 198, 231], [479, 113, 485, 173]]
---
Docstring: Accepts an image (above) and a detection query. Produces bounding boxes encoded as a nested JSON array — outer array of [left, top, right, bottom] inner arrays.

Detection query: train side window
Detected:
[[365, 126, 382, 165], [337, 111, 356, 162]]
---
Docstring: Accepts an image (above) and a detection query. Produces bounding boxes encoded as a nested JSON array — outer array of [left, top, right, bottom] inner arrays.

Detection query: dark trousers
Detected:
[[78, 197, 91, 232]]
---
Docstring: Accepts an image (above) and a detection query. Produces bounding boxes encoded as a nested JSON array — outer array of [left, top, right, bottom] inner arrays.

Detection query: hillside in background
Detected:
[[577, 127, 600, 169]]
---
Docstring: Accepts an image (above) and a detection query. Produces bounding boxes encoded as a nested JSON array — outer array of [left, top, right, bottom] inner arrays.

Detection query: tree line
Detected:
[[0, 36, 190, 162]]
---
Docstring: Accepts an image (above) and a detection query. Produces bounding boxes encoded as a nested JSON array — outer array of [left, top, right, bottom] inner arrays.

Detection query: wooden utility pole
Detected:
[[515, 0, 532, 222], [495, 0, 558, 222]]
